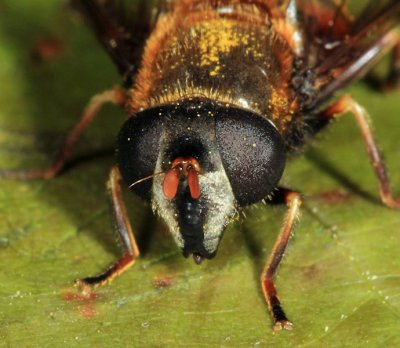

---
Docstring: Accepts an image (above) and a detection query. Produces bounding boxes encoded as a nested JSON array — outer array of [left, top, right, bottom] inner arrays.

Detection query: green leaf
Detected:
[[0, 1, 399, 347]]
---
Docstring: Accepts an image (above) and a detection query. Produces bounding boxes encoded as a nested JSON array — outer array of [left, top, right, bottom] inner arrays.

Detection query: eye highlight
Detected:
[[215, 108, 286, 206]]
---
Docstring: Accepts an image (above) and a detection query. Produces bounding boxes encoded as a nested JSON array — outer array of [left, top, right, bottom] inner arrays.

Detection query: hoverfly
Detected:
[[1, 0, 399, 331]]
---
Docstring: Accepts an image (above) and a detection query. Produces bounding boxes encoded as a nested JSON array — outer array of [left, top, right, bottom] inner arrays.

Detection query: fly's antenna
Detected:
[[162, 157, 202, 200], [128, 170, 168, 189]]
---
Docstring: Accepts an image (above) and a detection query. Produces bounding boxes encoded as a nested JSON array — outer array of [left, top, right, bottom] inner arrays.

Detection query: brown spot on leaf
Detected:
[[62, 291, 99, 319], [32, 37, 65, 63], [78, 305, 98, 319], [302, 264, 321, 280], [317, 190, 350, 204], [62, 291, 98, 302], [153, 275, 175, 289]]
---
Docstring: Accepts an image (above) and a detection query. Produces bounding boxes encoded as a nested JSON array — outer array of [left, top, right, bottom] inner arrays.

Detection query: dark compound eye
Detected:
[[116, 110, 164, 201], [116, 101, 286, 206], [215, 108, 286, 206]]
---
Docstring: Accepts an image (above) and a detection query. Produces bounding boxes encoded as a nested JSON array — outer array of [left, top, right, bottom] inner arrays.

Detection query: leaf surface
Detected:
[[0, 1, 399, 347]]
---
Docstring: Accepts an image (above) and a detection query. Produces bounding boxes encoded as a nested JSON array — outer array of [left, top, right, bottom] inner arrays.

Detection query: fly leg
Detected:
[[261, 188, 302, 331], [76, 165, 139, 293], [322, 95, 400, 208], [0, 86, 126, 179]]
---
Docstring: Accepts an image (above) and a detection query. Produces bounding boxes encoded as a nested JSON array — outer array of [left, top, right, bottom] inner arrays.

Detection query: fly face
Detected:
[[2, 0, 399, 332], [116, 99, 286, 263]]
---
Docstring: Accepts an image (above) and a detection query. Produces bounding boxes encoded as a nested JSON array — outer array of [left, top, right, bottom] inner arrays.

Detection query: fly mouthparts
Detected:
[[192, 253, 204, 265]]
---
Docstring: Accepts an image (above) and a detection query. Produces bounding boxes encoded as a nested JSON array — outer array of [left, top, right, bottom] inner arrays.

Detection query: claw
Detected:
[[273, 320, 294, 331], [75, 278, 95, 297]]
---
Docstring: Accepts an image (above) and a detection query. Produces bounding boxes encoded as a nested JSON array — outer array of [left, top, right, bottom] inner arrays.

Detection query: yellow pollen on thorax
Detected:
[[196, 19, 249, 76]]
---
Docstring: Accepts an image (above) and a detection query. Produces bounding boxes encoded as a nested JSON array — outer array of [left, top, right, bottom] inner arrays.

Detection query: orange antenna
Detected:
[[162, 157, 202, 200], [163, 167, 181, 199]]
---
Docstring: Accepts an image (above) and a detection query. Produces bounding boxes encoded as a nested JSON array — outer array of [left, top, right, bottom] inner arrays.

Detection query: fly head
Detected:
[[116, 99, 286, 262]]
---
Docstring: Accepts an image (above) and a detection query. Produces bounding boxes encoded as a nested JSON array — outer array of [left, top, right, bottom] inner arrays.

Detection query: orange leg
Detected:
[[0, 86, 126, 179], [261, 188, 302, 331], [76, 165, 139, 293], [322, 95, 400, 209]]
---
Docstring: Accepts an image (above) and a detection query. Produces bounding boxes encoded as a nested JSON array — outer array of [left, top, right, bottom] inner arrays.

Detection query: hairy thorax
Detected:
[[128, 0, 298, 133]]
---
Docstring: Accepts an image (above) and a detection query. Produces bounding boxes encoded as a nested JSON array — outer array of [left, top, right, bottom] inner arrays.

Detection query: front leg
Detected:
[[0, 87, 126, 179], [322, 95, 400, 209], [76, 165, 139, 293], [261, 188, 302, 331]]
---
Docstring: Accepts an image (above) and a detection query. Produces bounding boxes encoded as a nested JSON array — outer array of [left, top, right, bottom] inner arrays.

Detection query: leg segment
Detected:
[[0, 86, 126, 179], [76, 165, 139, 292], [322, 95, 400, 209], [261, 188, 302, 331]]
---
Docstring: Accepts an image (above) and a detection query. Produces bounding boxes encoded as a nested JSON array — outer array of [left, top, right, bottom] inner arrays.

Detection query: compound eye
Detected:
[[215, 108, 286, 206], [116, 110, 164, 201]]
